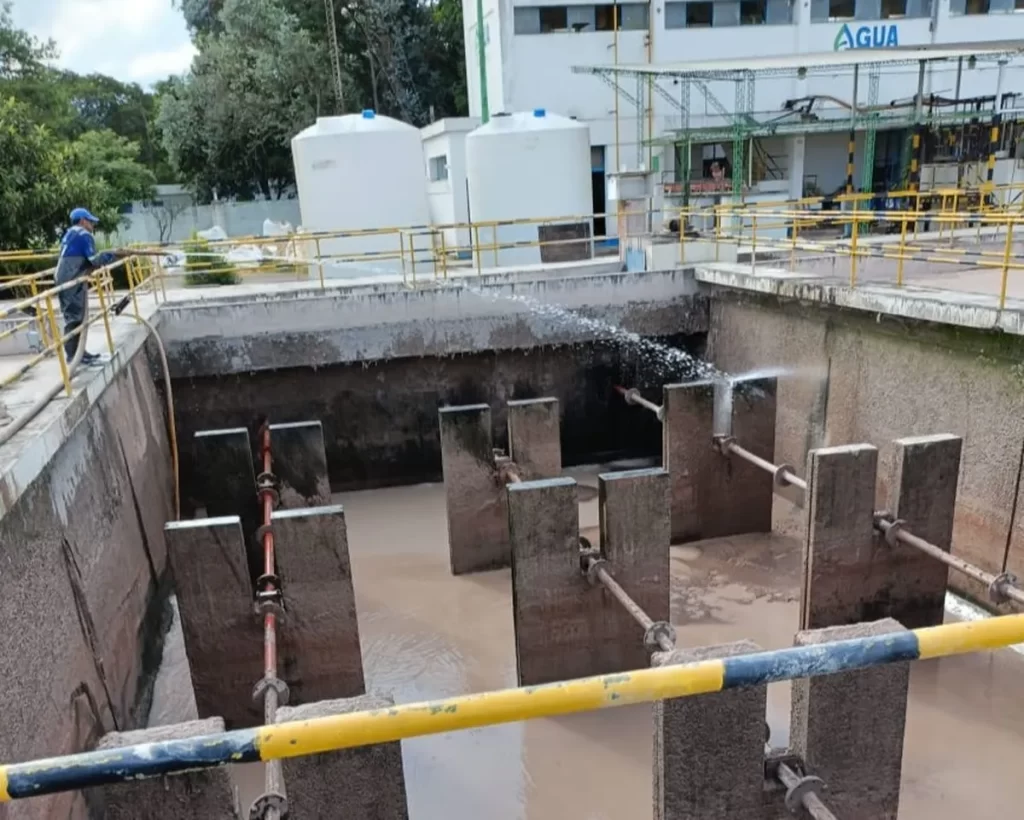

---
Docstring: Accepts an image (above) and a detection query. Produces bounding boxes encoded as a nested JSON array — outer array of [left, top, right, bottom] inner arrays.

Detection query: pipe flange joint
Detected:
[[989, 572, 1020, 604], [623, 388, 642, 407], [256, 485, 280, 509], [644, 621, 677, 653], [585, 556, 607, 587], [784, 774, 827, 815], [254, 573, 284, 615], [773, 463, 797, 488], [249, 791, 287, 820], [255, 523, 274, 548], [712, 434, 736, 457], [252, 676, 290, 707], [883, 518, 906, 549]]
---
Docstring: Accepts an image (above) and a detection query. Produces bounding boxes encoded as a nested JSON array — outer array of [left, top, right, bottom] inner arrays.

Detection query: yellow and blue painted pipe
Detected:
[[2, 614, 1023, 802]]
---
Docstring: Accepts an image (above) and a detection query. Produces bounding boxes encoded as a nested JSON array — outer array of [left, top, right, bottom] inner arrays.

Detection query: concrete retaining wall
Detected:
[[0, 351, 175, 820], [157, 267, 707, 378], [707, 290, 1024, 610]]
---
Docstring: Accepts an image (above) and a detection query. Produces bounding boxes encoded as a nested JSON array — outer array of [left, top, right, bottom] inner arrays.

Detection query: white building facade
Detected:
[[462, 0, 1024, 229]]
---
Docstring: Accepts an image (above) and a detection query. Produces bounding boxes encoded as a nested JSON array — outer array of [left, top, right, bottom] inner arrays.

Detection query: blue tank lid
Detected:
[[533, 108, 546, 117], [362, 109, 376, 119]]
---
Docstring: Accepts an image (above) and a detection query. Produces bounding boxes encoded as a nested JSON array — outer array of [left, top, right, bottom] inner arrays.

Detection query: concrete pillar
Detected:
[[787, 136, 806, 202], [598, 468, 671, 670], [790, 619, 911, 820], [800, 444, 879, 630], [508, 476, 582, 686], [885, 434, 962, 627], [269, 421, 332, 508], [272, 505, 366, 701], [508, 470, 669, 685], [278, 695, 409, 820], [662, 376, 776, 543], [91, 718, 239, 818], [652, 641, 767, 820], [165, 517, 262, 728], [192, 427, 259, 576], [507, 397, 561, 479], [439, 404, 507, 574]]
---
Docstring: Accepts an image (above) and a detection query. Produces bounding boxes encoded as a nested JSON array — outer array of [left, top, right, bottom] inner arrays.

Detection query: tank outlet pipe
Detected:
[[614, 385, 665, 423], [494, 453, 523, 485], [582, 553, 676, 653], [713, 435, 807, 491], [773, 756, 837, 820]]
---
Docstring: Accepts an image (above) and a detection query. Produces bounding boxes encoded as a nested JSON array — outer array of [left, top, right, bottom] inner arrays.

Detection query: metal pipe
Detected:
[[614, 385, 665, 422], [5, 615, 1024, 800], [874, 517, 1024, 607], [775, 760, 838, 820], [585, 556, 674, 653], [721, 439, 807, 492]]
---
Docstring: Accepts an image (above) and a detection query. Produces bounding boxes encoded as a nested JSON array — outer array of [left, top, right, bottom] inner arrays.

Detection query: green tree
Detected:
[[160, 0, 334, 199], [0, 98, 155, 249]]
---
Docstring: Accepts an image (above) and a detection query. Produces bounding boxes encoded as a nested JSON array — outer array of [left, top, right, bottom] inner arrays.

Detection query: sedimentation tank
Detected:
[[466, 109, 593, 268], [291, 110, 432, 277]]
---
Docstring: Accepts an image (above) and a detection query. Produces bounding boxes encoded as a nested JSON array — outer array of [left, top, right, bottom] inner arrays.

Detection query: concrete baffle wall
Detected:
[[884, 434, 962, 627], [800, 444, 880, 630], [192, 427, 260, 578], [509, 470, 670, 686], [90, 718, 238, 819], [651, 640, 767, 820], [507, 397, 562, 479], [662, 376, 776, 543], [439, 404, 508, 574], [165, 517, 262, 728], [272, 505, 366, 702], [269, 421, 332, 508], [790, 619, 911, 820], [277, 695, 409, 820]]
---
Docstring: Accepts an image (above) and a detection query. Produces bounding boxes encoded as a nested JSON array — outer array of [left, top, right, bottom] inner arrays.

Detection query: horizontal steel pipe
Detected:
[[3, 615, 1024, 802], [613, 385, 665, 423]]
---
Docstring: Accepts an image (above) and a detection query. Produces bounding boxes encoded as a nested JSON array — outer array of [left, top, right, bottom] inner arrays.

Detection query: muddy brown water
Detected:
[[149, 466, 1024, 818]]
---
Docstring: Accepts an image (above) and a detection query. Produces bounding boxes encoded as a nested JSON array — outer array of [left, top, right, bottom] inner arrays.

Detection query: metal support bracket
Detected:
[[643, 620, 677, 653], [773, 463, 797, 488], [989, 571, 1020, 605], [712, 434, 736, 457], [255, 573, 284, 615], [584, 555, 607, 587], [882, 517, 906, 549], [249, 791, 287, 820], [784, 774, 828, 816], [252, 676, 291, 707], [256, 471, 281, 509]]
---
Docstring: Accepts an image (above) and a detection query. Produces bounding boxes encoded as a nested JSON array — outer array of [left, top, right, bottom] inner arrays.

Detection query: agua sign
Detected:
[[833, 23, 899, 50]]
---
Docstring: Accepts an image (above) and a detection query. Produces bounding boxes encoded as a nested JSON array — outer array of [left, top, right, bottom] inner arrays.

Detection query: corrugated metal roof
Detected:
[[572, 40, 1024, 79]]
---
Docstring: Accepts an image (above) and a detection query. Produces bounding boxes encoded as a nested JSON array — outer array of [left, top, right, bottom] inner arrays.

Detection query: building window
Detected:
[[429, 155, 449, 182], [813, 0, 930, 17], [515, 4, 650, 33], [665, 0, 789, 25]]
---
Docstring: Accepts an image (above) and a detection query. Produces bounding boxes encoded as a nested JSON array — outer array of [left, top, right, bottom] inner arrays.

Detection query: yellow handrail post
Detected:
[[897, 210, 908, 288], [678, 207, 685, 265], [315, 237, 326, 291], [440, 230, 448, 280], [790, 209, 799, 269], [126, 258, 141, 321], [473, 224, 482, 274], [913, 191, 920, 240], [45, 295, 72, 397], [492, 224, 499, 267], [409, 233, 417, 287], [849, 205, 859, 288], [29, 278, 49, 349], [999, 217, 1014, 310], [93, 275, 115, 354], [714, 206, 722, 262], [750, 214, 758, 270]]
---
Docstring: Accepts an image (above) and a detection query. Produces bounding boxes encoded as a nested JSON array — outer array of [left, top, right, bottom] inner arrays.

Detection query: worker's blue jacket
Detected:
[[55, 225, 117, 286]]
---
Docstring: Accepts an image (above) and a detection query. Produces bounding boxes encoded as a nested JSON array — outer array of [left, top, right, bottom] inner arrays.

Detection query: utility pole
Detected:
[[476, 0, 489, 122], [325, 0, 345, 112]]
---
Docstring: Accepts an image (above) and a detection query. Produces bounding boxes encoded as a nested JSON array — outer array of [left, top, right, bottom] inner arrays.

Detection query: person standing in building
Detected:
[[56, 207, 124, 366]]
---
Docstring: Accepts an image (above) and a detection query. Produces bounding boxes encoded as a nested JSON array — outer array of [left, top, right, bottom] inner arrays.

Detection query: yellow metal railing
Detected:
[[0, 255, 162, 402]]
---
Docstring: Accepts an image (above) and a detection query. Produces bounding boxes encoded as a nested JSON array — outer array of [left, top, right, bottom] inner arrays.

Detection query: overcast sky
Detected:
[[10, 0, 196, 87]]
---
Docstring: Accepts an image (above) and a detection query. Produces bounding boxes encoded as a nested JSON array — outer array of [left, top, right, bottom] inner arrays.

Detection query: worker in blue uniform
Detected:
[[55, 208, 123, 366]]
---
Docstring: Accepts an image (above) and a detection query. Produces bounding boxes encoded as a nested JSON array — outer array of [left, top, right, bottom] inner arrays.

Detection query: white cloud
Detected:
[[9, 0, 196, 86]]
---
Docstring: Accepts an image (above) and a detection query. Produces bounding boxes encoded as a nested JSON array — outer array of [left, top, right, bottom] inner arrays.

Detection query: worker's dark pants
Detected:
[[57, 277, 88, 362]]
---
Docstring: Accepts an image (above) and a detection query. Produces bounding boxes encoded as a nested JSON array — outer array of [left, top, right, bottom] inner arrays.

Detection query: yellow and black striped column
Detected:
[[909, 126, 922, 191], [846, 129, 856, 195]]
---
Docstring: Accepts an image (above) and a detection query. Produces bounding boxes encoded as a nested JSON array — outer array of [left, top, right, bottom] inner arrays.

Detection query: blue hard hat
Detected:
[[70, 207, 100, 224]]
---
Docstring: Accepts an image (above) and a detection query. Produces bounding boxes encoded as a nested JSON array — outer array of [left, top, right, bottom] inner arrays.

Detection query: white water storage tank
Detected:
[[467, 110, 593, 268], [291, 110, 432, 278]]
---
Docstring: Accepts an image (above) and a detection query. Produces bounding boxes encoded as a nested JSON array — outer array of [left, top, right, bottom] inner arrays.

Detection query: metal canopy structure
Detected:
[[572, 40, 1024, 202], [573, 41, 1024, 81]]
